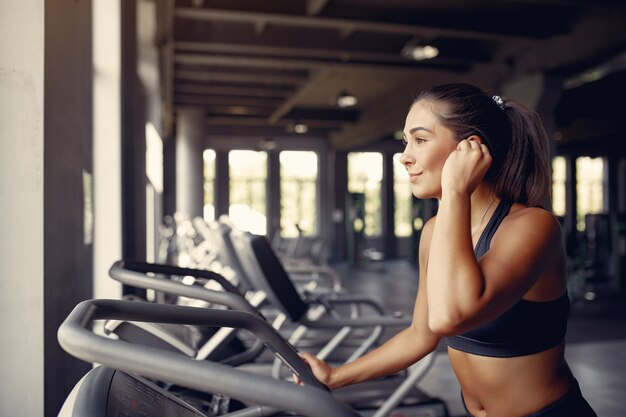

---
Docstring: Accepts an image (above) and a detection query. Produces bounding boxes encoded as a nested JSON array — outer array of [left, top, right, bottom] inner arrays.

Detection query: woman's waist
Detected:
[[449, 344, 572, 416]]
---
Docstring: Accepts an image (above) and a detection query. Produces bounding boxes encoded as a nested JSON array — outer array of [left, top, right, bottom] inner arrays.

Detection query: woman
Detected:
[[298, 84, 596, 416]]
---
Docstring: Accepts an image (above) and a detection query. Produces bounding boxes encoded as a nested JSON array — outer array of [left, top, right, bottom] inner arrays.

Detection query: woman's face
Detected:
[[399, 100, 459, 199]]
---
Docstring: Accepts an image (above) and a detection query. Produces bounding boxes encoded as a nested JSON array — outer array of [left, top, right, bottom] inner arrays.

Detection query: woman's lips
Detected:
[[408, 172, 422, 183]]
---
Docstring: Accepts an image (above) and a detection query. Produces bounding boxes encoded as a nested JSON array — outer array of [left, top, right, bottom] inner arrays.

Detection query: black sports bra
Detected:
[[444, 201, 570, 358]]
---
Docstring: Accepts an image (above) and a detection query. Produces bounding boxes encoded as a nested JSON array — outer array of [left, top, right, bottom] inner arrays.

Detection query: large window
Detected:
[[576, 156, 605, 231], [551, 156, 566, 217], [348, 152, 383, 236], [280, 151, 318, 237], [229, 150, 267, 235], [393, 153, 412, 237], [203, 149, 216, 222]]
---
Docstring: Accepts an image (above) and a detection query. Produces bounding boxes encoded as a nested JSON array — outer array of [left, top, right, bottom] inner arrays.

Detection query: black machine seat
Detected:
[[229, 229, 309, 322]]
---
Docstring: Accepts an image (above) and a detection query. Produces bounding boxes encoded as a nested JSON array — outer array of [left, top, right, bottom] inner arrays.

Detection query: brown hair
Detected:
[[415, 83, 551, 206]]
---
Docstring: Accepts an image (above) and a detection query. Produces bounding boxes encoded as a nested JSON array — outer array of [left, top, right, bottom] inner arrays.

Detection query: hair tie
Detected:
[[492, 95, 505, 110]]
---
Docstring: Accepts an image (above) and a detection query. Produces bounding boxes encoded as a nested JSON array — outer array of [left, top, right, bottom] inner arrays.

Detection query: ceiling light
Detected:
[[402, 45, 439, 61], [294, 123, 309, 134], [336, 91, 358, 108]]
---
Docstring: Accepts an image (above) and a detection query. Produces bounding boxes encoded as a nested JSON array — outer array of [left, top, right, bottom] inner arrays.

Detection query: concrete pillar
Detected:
[[93, 0, 122, 300], [215, 149, 230, 218], [2, 1, 96, 415], [176, 108, 205, 218], [121, 0, 147, 265], [267, 150, 281, 239], [331, 150, 348, 261], [383, 152, 396, 258], [0, 2, 44, 416]]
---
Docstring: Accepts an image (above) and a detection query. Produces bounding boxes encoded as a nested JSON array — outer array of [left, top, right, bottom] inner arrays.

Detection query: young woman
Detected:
[[298, 84, 597, 417]]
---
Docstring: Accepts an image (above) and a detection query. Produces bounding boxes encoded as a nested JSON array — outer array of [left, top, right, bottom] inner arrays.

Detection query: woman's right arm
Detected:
[[299, 218, 441, 389]]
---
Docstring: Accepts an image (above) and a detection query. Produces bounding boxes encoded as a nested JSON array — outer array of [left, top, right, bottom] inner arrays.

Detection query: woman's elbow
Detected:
[[428, 313, 461, 336]]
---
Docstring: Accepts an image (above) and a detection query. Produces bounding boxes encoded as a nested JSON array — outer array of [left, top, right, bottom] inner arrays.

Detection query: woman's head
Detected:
[[409, 83, 551, 206]]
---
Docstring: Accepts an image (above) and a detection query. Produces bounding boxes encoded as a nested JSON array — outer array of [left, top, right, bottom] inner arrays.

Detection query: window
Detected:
[[203, 149, 216, 222], [576, 156, 605, 231], [280, 151, 318, 237], [393, 153, 412, 237], [229, 150, 267, 235], [551, 156, 566, 217], [348, 152, 383, 236]]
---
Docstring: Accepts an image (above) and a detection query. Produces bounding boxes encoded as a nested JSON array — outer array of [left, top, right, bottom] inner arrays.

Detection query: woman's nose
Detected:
[[399, 149, 413, 166]]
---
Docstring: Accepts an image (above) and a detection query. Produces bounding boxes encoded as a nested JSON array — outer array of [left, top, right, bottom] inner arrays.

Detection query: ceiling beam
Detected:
[[174, 94, 284, 107], [205, 116, 345, 128], [175, 41, 416, 65], [174, 7, 532, 42], [201, 124, 331, 137], [175, 69, 308, 85], [202, 105, 274, 117], [307, 0, 330, 16], [174, 53, 469, 73], [175, 83, 293, 98], [268, 69, 331, 124]]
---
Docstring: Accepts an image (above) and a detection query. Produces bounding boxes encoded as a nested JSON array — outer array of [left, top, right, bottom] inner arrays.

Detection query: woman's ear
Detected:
[[466, 134, 483, 144]]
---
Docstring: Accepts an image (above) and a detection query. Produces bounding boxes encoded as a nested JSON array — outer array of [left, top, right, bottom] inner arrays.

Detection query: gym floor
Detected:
[[336, 260, 626, 417]]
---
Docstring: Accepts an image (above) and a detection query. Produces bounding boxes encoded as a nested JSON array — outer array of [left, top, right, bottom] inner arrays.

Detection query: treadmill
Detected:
[[58, 299, 448, 417]]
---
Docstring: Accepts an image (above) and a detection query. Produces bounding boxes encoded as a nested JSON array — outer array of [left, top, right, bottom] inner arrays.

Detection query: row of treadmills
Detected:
[[58, 218, 450, 417]]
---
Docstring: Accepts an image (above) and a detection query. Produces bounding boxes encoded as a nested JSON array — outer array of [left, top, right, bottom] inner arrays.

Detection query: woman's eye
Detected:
[[401, 137, 426, 147]]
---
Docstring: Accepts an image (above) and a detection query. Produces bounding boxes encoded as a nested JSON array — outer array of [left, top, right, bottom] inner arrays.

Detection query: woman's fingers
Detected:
[[457, 139, 471, 150], [468, 139, 481, 150]]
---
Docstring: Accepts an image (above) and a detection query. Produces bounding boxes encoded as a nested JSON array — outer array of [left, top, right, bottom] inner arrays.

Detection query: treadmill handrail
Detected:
[[109, 260, 258, 315], [58, 299, 360, 417], [112, 259, 241, 294]]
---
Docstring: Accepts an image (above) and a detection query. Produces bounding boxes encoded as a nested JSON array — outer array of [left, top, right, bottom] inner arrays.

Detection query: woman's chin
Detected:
[[411, 185, 437, 200]]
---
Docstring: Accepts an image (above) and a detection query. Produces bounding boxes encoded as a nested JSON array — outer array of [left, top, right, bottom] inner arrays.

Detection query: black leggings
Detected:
[[462, 380, 597, 417]]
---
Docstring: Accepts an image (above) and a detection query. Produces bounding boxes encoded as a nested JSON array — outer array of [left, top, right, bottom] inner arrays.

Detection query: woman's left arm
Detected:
[[427, 140, 562, 335]]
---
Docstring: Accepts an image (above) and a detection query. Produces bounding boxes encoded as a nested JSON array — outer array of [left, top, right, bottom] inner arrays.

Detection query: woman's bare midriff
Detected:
[[448, 343, 573, 417]]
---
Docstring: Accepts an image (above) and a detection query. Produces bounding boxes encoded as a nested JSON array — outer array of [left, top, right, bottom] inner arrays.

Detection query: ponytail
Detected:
[[496, 100, 551, 207]]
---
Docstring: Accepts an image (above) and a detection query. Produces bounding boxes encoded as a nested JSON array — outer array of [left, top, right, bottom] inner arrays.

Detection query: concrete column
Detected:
[[383, 152, 396, 258], [215, 149, 230, 218], [267, 150, 281, 239], [0, 2, 44, 416], [176, 108, 205, 218], [331, 150, 348, 261], [93, 0, 122, 300]]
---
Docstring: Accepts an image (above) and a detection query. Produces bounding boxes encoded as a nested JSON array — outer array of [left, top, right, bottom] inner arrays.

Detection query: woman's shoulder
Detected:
[[507, 203, 560, 224], [417, 216, 437, 256], [498, 203, 562, 243]]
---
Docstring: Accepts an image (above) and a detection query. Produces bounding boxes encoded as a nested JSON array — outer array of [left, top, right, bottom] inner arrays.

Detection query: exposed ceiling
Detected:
[[156, 0, 626, 149]]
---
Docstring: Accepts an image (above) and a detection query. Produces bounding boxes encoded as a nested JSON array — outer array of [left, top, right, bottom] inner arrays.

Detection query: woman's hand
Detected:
[[441, 138, 492, 196], [294, 352, 336, 389]]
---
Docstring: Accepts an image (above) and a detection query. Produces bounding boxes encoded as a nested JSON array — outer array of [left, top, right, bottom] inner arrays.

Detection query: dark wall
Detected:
[[43, 0, 93, 415]]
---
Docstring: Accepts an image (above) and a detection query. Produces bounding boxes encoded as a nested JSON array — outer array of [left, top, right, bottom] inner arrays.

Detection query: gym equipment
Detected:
[[58, 299, 357, 417], [106, 260, 265, 365], [106, 257, 448, 417], [228, 230, 448, 416]]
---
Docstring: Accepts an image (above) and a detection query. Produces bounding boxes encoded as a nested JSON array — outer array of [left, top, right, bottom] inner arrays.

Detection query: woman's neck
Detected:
[[469, 185, 499, 230]]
